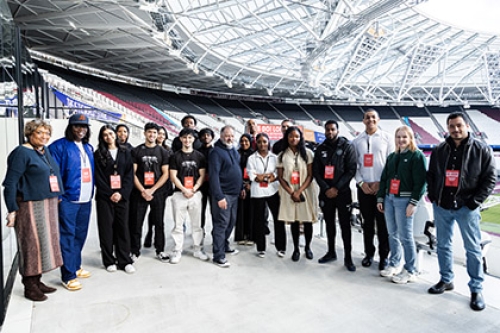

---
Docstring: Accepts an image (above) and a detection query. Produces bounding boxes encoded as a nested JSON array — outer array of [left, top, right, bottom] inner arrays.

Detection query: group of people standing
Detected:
[[3, 109, 496, 312], [353, 110, 495, 312]]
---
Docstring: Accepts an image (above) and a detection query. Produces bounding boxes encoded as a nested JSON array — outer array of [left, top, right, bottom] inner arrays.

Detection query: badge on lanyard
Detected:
[[110, 175, 121, 189], [144, 171, 155, 185], [363, 154, 374, 167], [49, 175, 60, 192], [291, 171, 300, 185], [243, 168, 249, 180], [324, 165, 335, 179], [82, 168, 91, 183], [445, 170, 460, 187], [389, 179, 400, 195], [184, 176, 194, 189]]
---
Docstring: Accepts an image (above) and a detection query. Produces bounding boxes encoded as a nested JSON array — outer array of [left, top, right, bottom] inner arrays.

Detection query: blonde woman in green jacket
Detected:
[[376, 125, 427, 284]]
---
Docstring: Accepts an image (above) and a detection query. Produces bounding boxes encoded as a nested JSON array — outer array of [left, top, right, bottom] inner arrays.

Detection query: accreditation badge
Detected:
[[110, 175, 121, 189], [389, 179, 400, 195], [144, 171, 155, 185], [184, 176, 194, 189], [49, 175, 60, 192], [82, 168, 91, 183], [363, 154, 374, 167], [445, 170, 459, 187], [291, 171, 300, 185], [324, 165, 334, 179]]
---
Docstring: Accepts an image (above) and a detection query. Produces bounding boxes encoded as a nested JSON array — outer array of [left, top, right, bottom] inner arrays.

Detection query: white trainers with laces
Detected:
[[124, 264, 136, 274], [193, 250, 209, 261], [170, 251, 182, 264], [392, 269, 417, 284], [106, 264, 117, 273], [380, 265, 401, 277]]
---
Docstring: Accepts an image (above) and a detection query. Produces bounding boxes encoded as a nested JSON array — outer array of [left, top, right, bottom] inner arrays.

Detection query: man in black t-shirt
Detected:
[[171, 115, 202, 152], [129, 122, 170, 262], [169, 128, 207, 264]]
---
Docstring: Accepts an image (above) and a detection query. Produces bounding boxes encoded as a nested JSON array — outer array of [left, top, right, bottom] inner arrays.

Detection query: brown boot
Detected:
[[36, 275, 57, 294], [22, 276, 48, 302]]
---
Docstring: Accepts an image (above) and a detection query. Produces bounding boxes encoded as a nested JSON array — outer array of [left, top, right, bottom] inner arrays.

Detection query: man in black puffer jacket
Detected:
[[313, 120, 357, 272], [427, 112, 496, 312]]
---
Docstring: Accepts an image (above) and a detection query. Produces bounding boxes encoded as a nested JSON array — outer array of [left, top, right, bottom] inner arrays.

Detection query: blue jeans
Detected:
[[59, 200, 92, 282], [433, 204, 483, 293], [211, 194, 239, 261], [384, 195, 416, 273]]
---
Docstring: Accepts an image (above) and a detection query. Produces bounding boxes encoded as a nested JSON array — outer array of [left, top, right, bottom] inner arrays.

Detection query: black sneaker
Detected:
[[213, 258, 231, 268], [225, 248, 239, 255], [156, 252, 170, 263]]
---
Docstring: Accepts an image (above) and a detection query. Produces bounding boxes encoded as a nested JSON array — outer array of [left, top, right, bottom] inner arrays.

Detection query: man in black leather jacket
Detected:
[[426, 112, 496, 312], [313, 120, 357, 271]]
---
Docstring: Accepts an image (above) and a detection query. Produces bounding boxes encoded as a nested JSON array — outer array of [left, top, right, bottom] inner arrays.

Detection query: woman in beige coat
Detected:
[[277, 126, 318, 262]]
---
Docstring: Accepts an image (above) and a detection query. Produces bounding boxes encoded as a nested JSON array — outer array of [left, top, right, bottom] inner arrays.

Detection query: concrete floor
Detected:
[[3, 201, 500, 333]]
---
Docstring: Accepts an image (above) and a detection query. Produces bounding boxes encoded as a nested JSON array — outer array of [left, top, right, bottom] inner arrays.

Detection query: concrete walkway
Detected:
[[3, 203, 500, 333]]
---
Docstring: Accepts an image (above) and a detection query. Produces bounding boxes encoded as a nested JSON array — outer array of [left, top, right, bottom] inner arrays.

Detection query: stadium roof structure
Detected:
[[5, 0, 500, 106]]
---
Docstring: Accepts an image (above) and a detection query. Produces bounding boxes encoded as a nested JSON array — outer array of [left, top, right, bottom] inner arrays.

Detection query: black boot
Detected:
[[22, 276, 48, 302], [36, 275, 57, 294]]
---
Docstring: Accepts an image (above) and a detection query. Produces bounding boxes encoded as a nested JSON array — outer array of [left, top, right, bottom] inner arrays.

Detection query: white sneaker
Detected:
[[170, 251, 182, 264], [193, 250, 209, 261], [380, 265, 401, 277], [130, 254, 139, 263], [106, 264, 117, 273], [257, 251, 265, 258], [277, 251, 285, 258], [156, 252, 170, 263], [124, 264, 136, 274], [392, 269, 417, 284]]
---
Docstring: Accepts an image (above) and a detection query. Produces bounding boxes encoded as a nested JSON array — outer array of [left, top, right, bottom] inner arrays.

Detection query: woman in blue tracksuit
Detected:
[[49, 114, 94, 291]]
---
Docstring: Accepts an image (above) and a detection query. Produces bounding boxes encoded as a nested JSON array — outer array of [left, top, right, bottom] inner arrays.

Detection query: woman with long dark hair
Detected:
[[116, 124, 133, 150], [234, 133, 255, 245], [277, 126, 318, 262], [3, 119, 63, 301], [94, 125, 135, 273], [247, 133, 284, 257]]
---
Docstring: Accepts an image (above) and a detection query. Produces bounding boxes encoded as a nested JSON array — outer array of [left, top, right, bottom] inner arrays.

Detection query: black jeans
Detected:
[[357, 188, 389, 260], [320, 189, 352, 260], [252, 192, 281, 252], [129, 189, 166, 256]]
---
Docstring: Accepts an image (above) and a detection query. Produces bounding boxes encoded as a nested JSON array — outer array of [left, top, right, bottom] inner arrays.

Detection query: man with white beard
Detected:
[[208, 125, 243, 268]]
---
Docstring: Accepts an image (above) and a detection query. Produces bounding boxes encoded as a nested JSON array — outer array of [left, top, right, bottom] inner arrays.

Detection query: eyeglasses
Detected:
[[34, 130, 51, 136], [73, 124, 88, 129]]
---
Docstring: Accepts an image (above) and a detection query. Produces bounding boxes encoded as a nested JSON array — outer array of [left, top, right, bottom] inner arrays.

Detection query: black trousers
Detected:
[[129, 189, 166, 256], [252, 192, 282, 252], [96, 198, 132, 268], [357, 188, 389, 260], [200, 183, 210, 230], [320, 189, 353, 260], [235, 192, 253, 242]]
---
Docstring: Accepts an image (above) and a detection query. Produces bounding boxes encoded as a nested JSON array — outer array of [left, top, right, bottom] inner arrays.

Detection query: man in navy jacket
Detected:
[[209, 125, 243, 267]]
